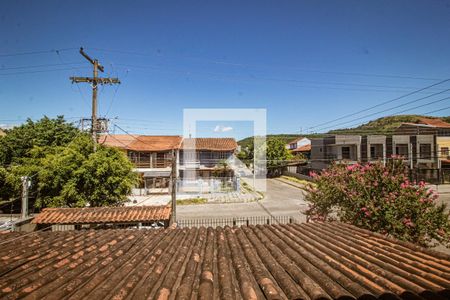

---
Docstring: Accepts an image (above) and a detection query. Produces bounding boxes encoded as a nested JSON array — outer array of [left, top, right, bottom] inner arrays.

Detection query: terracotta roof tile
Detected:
[[128, 135, 182, 151], [1, 222, 449, 299], [98, 134, 136, 148], [181, 138, 238, 151], [418, 117, 450, 128], [99, 134, 183, 151], [292, 144, 311, 152], [32, 206, 172, 224]]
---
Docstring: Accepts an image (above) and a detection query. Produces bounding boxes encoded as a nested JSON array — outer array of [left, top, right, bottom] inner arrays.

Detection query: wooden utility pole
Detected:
[[170, 150, 177, 225], [70, 47, 120, 151], [20, 176, 29, 219]]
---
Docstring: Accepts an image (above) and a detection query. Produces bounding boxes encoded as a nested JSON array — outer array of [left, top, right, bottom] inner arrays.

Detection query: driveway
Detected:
[[177, 179, 308, 221]]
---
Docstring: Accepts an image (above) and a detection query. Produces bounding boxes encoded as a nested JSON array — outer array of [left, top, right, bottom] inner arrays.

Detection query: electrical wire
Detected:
[[0, 47, 77, 57], [314, 89, 450, 132], [308, 78, 450, 130], [87, 47, 441, 81]]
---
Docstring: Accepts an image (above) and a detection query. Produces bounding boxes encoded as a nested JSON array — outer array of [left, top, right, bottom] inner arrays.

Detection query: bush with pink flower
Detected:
[[305, 159, 450, 247]]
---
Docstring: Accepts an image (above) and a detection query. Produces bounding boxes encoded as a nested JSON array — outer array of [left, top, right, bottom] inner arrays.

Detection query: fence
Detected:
[[177, 177, 239, 194], [177, 215, 302, 228]]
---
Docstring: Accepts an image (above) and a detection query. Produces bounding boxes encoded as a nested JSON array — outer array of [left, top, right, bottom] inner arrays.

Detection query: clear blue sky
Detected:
[[1, 1, 450, 140]]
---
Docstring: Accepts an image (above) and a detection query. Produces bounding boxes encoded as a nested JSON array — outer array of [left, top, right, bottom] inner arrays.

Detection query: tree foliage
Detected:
[[0, 116, 79, 165], [0, 117, 138, 209], [305, 159, 450, 247], [266, 138, 293, 170], [11, 135, 138, 208]]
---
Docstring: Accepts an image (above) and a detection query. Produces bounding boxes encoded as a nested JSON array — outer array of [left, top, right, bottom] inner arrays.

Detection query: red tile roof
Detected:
[[292, 144, 311, 152], [100, 134, 183, 151], [418, 117, 450, 128], [1, 222, 449, 299], [98, 134, 136, 148], [181, 138, 238, 151], [128, 135, 182, 151], [32, 206, 172, 224]]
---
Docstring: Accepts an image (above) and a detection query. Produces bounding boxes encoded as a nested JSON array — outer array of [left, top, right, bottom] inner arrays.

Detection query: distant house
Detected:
[[100, 135, 239, 194], [309, 118, 450, 182], [100, 135, 182, 192], [0, 128, 5, 137], [286, 137, 311, 158], [180, 138, 238, 179]]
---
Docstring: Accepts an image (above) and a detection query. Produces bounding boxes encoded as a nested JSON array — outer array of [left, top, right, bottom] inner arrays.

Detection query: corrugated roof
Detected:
[[32, 206, 172, 224], [418, 117, 450, 128], [181, 138, 238, 151], [1, 222, 449, 299]]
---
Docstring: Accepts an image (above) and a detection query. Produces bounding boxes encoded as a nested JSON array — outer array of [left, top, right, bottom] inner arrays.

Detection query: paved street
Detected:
[[178, 179, 308, 221]]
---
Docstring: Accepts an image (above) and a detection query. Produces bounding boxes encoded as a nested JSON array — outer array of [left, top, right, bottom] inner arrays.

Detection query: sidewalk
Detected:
[[427, 184, 450, 194], [126, 187, 262, 206]]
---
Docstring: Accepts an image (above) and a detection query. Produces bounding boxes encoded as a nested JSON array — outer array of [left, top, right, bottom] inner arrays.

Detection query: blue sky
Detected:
[[1, 1, 450, 140]]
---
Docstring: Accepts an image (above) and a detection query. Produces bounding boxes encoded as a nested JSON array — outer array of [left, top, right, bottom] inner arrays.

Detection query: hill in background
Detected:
[[328, 115, 450, 135], [237, 115, 450, 147]]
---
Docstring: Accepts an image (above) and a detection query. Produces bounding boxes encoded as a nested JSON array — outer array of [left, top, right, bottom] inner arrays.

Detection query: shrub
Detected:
[[305, 159, 450, 247]]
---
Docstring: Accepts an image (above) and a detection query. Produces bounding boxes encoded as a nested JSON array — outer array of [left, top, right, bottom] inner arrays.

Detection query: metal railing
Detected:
[[177, 215, 302, 228]]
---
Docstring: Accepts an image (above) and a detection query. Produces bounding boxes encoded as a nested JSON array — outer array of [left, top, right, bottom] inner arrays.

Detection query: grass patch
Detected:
[[280, 176, 317, 191], [281, 175, 312, 185], [176, 197, 208, 205]]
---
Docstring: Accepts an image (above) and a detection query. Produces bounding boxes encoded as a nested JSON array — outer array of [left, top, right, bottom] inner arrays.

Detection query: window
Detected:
[[395, 144, 409, 158], [419, 144, 431, 159], [370, 144, 383, 159], [441, 147, 449, 158], [341, 147, 351, 159]]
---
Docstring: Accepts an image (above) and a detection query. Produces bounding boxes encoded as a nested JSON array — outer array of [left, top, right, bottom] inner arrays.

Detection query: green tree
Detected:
[[0, 116, 78, 165], [266, 138, 292, 175], [29, 135, 138, 208], [213, 160, 231, 177]]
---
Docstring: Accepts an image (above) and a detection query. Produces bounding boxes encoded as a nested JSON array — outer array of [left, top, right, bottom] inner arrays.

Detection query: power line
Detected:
[[313, 87, 450, 132], [0, 62, 85, 71], [308, 78, 450, 130], [0, 47, 77, 58], [87, 47, 441, 81], [325, 98, 450, 134], [114, 63, 447, 94], [0, 67, 90, 76]]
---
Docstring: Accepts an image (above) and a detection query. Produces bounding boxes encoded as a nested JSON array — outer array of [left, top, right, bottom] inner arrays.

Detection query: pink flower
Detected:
[[403, 218, 414, 228]]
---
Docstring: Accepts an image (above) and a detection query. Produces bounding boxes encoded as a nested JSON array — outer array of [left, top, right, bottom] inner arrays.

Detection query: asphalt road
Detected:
[[177, 179, 308, 221]]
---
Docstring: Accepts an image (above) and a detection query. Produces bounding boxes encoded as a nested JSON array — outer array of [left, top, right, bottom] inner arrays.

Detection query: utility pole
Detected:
[[70, 47, 120, 151], [170, 150, 177, 225], [21, 176, 30, 219]]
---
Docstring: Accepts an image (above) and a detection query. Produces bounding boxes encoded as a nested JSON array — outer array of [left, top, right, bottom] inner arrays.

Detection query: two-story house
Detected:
[[99, 135, 238, 194], [309, 118, 450, 182], [99, 135, 182, 193], [179, 138, 237, 179]]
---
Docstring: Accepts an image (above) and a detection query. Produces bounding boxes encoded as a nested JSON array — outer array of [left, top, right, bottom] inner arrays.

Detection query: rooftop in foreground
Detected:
[[32, 205, 172, 225], [0, 222, 449, 299]]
